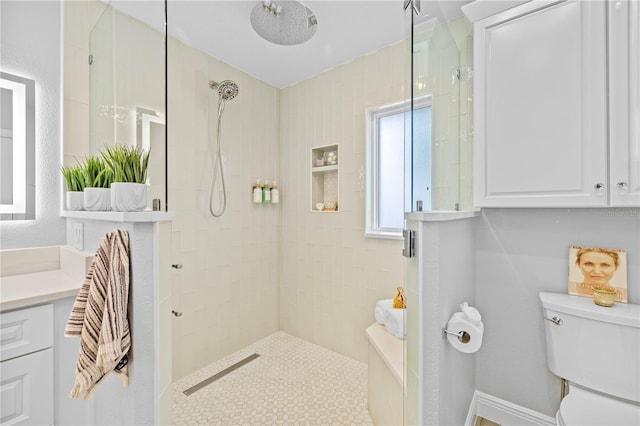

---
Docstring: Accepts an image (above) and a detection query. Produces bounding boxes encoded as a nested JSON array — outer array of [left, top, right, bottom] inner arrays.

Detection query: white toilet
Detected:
[[539, 292, 640, 426]]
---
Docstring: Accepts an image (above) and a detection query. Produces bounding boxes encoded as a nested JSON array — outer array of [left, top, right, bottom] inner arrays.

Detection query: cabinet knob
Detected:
[[617, 182, 629, 190], [594, 183, 605, 191]]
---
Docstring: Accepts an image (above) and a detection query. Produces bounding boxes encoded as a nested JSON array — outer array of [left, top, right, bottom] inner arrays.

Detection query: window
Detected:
[[366, 98, 432, 238]]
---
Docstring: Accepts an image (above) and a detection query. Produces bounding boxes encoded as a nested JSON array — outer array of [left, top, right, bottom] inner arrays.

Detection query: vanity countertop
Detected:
[[0, 270, 82, 312], [0, 245, 91, 312]]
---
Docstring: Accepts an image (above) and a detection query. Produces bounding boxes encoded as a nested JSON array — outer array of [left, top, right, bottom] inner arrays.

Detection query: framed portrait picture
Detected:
[[568, 246, 628, 303]]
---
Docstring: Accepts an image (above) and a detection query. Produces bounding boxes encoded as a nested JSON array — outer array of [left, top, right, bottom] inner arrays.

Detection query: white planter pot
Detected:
[[110, 182, 147, 212], [84, 187, 111, 211], [66, 191, 84, 211]]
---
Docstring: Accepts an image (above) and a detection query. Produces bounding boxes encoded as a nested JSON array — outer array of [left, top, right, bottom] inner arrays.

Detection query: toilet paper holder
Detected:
[[443, 328, 471, 343]]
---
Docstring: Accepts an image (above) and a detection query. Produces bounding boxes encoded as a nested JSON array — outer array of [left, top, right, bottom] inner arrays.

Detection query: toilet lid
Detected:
[[558, 388, 640, 426]]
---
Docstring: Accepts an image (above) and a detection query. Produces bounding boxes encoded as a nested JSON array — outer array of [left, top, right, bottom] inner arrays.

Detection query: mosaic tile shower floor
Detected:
[[172, 331, 374, 425]]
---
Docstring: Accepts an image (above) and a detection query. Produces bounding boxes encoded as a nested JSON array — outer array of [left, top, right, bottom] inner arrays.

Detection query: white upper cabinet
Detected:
[[472, 0, 638, 207], [609, 0, 640, 206]]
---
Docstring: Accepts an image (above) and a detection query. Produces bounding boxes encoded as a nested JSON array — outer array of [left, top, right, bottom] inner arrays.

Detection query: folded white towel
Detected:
[[374, 298, 406, 339], [374, 299, 393, 324], [384, 307, 406, 339]]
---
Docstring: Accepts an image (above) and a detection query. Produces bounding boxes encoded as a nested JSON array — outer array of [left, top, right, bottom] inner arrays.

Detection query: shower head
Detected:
[[209, 80, 239, 101], [250, 1, 318, 46]]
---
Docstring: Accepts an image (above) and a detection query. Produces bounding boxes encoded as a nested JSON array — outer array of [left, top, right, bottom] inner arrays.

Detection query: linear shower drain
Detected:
[[182, 353, 260, 396]]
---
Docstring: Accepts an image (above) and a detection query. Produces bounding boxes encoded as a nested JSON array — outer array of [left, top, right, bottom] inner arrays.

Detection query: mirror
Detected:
[[0, 71, 35, 220], [137, 107, 165, 207]]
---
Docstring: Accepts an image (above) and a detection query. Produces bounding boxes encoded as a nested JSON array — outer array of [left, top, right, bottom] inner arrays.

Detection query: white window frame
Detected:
[[365, 96, 432, 239]]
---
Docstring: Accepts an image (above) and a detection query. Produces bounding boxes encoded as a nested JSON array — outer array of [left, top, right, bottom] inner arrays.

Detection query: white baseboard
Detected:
[[465, 390, 556, 426]]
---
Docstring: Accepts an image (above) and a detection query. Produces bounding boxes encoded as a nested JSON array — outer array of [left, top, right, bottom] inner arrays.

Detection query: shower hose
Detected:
[[209, 97, 227, 217]]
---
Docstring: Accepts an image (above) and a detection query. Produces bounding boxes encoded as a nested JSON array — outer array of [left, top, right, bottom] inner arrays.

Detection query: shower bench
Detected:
[[366, 323, 403, 425]]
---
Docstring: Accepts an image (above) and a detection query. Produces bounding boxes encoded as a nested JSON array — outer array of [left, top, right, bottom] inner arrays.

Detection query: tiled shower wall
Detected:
[[168, 38, 280, 380], [279, 42, 406, 363]]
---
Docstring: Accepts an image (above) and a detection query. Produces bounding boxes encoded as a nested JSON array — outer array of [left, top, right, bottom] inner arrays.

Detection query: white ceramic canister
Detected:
[[110, 182, 147, 212], [84, 187, 111, 211], [66, 191, 84, 211]]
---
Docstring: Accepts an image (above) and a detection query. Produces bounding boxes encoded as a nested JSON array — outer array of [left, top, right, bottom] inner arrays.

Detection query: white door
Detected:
[[609, 0, 640, 207], [474, 1, 608, 207]]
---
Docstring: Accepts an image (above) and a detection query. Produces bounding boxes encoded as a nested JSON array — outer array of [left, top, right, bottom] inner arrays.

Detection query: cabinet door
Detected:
[[609, 0, 640, 206], [474, 1, 608, 207], [1, 304, 53, 362], [0, 348, 53, 425]]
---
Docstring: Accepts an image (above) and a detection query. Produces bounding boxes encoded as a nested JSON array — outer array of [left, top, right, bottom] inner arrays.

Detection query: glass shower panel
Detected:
[[89, 3, 166, 209], [403, 4, 415, 426], [89, 6, 115, 156], [403, 1, 473, 424], [410, 2, 473, 212]]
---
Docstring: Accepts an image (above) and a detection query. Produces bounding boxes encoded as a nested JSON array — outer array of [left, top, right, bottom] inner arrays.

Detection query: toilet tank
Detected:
[[539, 292, 640, 403]]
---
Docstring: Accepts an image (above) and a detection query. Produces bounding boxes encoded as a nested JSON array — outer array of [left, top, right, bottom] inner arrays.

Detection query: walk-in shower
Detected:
[[208, 79, 238, 217]]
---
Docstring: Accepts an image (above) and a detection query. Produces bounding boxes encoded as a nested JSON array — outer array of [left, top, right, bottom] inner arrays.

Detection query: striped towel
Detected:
[[65, 229, 131, 400]]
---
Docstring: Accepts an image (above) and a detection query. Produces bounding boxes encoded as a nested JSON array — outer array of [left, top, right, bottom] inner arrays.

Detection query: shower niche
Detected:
[[310, 144, 339, 212]]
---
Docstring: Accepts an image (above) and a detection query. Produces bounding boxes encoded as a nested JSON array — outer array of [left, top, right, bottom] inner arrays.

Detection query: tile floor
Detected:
[[172, 331, 373, 425]]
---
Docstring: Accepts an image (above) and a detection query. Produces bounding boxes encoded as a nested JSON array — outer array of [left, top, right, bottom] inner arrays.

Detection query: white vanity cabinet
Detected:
[[0, 304, 54, 425], [609, 0, 640, 206], [471, 0, 638, 207]]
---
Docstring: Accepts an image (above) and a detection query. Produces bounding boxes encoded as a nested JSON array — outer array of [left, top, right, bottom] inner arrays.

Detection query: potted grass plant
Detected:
[[82, 156, 113, 211], [61, 164, 86, 211], [103, 144, 150, 212]]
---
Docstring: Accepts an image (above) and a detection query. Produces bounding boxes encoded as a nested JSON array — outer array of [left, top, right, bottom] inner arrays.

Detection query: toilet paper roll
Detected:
[[446, 312, 484, 354]]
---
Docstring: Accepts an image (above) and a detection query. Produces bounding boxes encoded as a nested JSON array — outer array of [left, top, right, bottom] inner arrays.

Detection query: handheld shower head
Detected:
[[209, 80, 239, 101], [207, 79, 238, 218]]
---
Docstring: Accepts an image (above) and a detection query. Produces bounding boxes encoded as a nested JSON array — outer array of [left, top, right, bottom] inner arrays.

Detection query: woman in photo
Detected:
[[568, 247, 628, 302]]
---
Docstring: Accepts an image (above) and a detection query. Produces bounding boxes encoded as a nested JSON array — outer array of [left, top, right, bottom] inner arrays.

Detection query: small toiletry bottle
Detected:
[[271, 182, 279, 204], [253, 180, 262, 203], [262, 180, 271, 204]]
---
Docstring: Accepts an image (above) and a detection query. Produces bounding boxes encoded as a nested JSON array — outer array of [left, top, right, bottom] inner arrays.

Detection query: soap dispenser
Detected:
[[271, 182, 279, 204], [253, 180, 262, 203], [262, 180, 271, 204]]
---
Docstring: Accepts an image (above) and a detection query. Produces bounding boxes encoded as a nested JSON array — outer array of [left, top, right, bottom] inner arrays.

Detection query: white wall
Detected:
[[475, 207, 640, 417], [63, 218, 171, 425], [405, 216, 478, 425], [168, 38, 281, 380], [279, 43, 406, 363], [0, 0, 66, 248]]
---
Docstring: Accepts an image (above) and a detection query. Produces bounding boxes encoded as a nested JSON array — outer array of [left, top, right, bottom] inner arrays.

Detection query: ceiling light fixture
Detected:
[[250, 1, 318, 46]]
